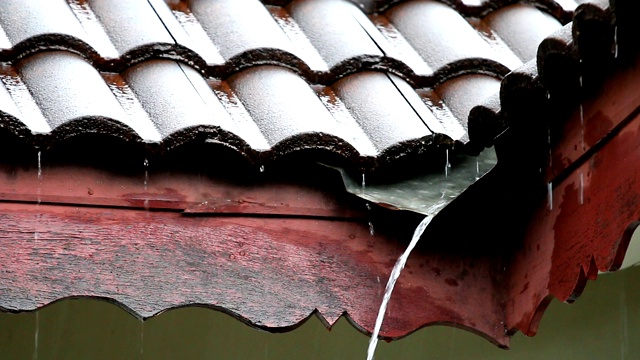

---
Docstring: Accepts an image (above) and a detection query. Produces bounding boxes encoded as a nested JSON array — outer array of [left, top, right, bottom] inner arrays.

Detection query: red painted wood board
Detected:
[[0, 202, 509, 346], [507, 102, 640, 336], [547, 56, 640, 182]]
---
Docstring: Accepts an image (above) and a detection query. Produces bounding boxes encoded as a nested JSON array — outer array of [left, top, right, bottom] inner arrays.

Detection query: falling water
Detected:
[[143, 158, 149, 190], [619, 277, 628, 360], [35, 150, 42, 241], [365, 203, 374, 236], [578, 72, 586, 152], [366, 215, 432, 360], [548, 126, 552, 168], [36, 150, 42, 204], [140, 320, 145, 358], [547, 182, 553, 210], [259, 165, 265, 173], [579, 172, 584, 205], [444, 149, 451, 177], [32, 311, 39, 360], [362, 173, 366, 192], [614, 26, 619, 59], [37, 151, 42, 182]]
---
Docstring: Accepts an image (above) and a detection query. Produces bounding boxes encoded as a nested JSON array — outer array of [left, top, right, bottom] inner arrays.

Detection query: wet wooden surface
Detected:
[[0, 171, 510, 346], [507, 78, 640, 337]]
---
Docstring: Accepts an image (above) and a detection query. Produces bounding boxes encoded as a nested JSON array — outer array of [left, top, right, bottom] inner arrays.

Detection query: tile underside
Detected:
[[0, 0, 573, 171]]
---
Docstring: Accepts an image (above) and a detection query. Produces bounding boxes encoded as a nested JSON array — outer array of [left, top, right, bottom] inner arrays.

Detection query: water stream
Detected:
[[366, 215, 433, 360]]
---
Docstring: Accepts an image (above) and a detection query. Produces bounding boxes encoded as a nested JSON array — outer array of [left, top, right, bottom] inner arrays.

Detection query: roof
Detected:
[[0, 0, 631, 350], [0, 0, 577, 172]]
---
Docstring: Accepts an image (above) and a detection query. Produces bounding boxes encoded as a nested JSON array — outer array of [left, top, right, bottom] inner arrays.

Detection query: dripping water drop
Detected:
[[547, 182, 553, 211], [548, 126, 552, 168], [37, 150, 42, 182], [445, 149, 451, 177], [362, 173, 366, 191], [143, 158, 149, 190], [579, 172, 584, 205], [367, 215, 432, 360], [614, 25, 618, 59], [33, 311, 39, 360], [259, 165, 265, 173], [580, 103, 585, 151], [140, 319, 144, 357], [368, 221, 375, 236], [35, 150, 42, 241]]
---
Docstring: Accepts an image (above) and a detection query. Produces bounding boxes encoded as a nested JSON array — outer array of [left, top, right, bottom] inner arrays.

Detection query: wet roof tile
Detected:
[[467, 0, 617, 152], [0, 0, 576, 172]]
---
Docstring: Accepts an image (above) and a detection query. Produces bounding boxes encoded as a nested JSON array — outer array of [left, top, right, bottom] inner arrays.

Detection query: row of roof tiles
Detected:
[[470, 0, 616, 149], [0, 0, 584, 171], [0, 0, 569, 84]]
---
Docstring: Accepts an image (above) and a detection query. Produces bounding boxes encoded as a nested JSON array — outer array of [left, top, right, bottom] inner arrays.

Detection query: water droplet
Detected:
[[580, 103, 585, 151], [547, 182, 553, 211], [143, 158, 149, 190], [140, 320, 144, 357], [579, 172, 584, 205], [614, 25, 619, 59], [37, 151, 42, 181], [33, 311, 39, 360], [445, 149, 451, 177], [367, 216, 432, 360], [259, 165, 265, 173], [362, 173, 366, 191], [368, 221, 375, 236], [548, 126, 553, 168], [365, 203, 371, 211]]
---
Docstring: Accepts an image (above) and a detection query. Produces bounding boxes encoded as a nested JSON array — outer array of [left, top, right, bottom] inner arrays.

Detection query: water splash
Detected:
[[32, 311, 39, 360], [367, 215, 432, 360], [547, 182, 553, 210]]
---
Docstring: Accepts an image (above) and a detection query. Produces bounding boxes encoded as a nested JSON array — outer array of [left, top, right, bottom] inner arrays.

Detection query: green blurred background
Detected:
[[1, 266, 638, 359]]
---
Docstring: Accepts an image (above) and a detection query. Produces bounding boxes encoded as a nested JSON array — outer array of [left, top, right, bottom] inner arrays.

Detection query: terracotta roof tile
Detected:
[[0, 0, 574, 172]]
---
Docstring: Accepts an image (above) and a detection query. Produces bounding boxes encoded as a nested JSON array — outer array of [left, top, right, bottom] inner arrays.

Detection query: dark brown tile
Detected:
[[437, 74, 501, 136], [228, 65, 373, 159], [385, 0, 515, 81], [17, 51, 148, 142], [485, 4, 563, 62], [288, 0, 382, 70], [332, 72, 433, 153]]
